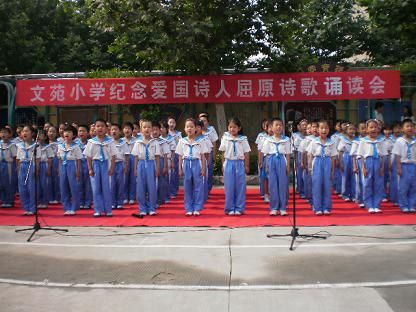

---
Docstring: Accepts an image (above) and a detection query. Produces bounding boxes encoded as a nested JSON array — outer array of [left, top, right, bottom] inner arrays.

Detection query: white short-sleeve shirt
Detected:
[[113, 140, 129, 162], [121, 137, 137, 154], [38, 144, 55, 162], [205, 126, 218, 144], [357, 136, 388, 159], [16, 142, 39, 162], [57, 143, 83, 161], [298, 135, 316, 153], [392, 136, 416, 164], [0, 141, 17, 162], [219, 132, 251, 160], [337, 136, 354, 154], [84, 136, 118, 161], [176, 137, 209, 159], [307, 138, 338, 158], [131, 138, 161, 160], [261, 136, 291, 156], [156, 138, 171, 156]]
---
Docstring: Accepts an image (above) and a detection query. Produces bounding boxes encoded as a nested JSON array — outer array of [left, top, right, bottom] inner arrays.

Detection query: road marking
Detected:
[[1, 278, 416, 291], [0, 240, 416, 249]]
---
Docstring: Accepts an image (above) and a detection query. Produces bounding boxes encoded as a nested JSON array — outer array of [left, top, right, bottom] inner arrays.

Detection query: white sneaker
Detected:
[[410, 208, 416, 213], [70, 211, 76, 215], [368, 208, 375, 213], [234, 211, 242, 216], [64, 211, 70, 215], [344, 198, 351, 202], [382, 198, 388, 202], [123, 200, 128, 204], [264, 195, 270, 203], [129, 200, 135, 205], [315, 211, 323, 215], [374, 208, 382, 213], [139, 212, 146, 216], [185, 212, 193, 216], [403, 208, 410, 213], [93, 212, 101, 217], [269, 210, 278, 216], [228, 211, 235, 215], [111, 205, 115, 209], [359, 203, 365, 208], [117, 205, 123, 209], [280, 210, 288, 216], [79, 205, 84, 209], [193, 211, 200, 216], [323, 210, 331, 215], [106, 212, 113, 217], [149, 211, 157, 216]]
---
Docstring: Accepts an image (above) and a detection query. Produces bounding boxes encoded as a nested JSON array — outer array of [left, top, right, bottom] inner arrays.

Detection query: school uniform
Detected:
[[75, 138, 92, 209], [350, 137, 364, 206], [337, 136, 356, 201], [122, 137, 137, 204], [57, 142, 83, 213], [0, 140, 17, 207], [204, 126, 219, 193], [156, 137, 171, 206], [161, 134, 176, 203], [331, 132, 343, 195], [262, 136, 291, 213], [392, 136, 416, 212], [48, 141, 61, 203], [298, 135, 316, 203], [389, 136, 401, 205], [16, 142, 39, 213], [200, 134, 213, 203], [357, 137, 387, 212], [293, 132, 306, 198], [37, 144, 54, 207], [131, 138, 161, 214], [255, 132, 268, 197], [307, 138, 338, 213], [176, 137, 209, 213], [84, 136, 118, 215], [111, 139, 129, 209], [219, 132, 251, 214], [169, 130, 182, 198]]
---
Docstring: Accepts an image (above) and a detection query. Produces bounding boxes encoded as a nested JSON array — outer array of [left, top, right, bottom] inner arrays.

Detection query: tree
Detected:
[[0, 0, 115, 74], [358, 0, 416, 64]]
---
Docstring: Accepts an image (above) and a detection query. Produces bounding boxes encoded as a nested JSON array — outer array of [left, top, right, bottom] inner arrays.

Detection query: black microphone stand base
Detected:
[[15, 222, 68, 242], [267, 228, 326, 251]]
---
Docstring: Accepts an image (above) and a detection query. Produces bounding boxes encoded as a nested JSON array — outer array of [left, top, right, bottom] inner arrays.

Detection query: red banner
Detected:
[[16, 71, 400, 107]]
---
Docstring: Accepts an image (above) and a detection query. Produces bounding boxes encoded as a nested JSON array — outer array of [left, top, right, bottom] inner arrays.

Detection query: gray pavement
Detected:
[[0, 225, 415, 311]]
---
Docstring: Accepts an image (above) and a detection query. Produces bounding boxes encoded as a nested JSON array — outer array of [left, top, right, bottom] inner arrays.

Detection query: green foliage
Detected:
[[213, 151, 223, 176], [139, 106, 162, 123], [358, 0, 416, 64]]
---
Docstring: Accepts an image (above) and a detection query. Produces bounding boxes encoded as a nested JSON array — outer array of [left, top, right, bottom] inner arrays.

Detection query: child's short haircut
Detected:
[[402, 118, 415, 127], [122, 122, 134, 131], [151, 121, 160, 128], [159, 120, 169, 130], [78, 124, 90, 132], [0, 127, 12, 134], [196, 119, 204, 128], [95, 118, 107, 125], [185, 118, 197, 127], [63, 125, 78, 137], [271, 117, 283, 124], [111, 123, 121, 130], [318, 119, 329, 127]]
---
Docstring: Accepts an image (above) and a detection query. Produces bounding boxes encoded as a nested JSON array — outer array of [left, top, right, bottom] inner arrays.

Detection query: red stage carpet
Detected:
[[1, 188, 416, 228]]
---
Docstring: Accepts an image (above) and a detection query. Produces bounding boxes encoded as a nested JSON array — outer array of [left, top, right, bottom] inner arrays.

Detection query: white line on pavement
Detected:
[[1, 278, 416, 291], [0, 240, 416, 249]]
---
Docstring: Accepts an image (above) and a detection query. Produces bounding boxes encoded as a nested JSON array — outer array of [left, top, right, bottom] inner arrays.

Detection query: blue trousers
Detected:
[[111, 161, 125, 207], [183, 159, 204, 212], [0, 161, 16, 205], [18, 161, 36, 213], [136, 160, 157, 214], [296, 152, 305, 197], [268, 155, 288, 212], [363, 157, 384, 209], [169, 154, 179, 197], [207, 151, 214, 192], [48, 156, 60, 202], [60, 160, 80, 212], [355, 161, 364, 204], [37, 162, 49, 206], [124, 154, 136, 202], [334, 164, 342, 194], [258, 164, 265, 197], [79, 159, 92, 207], [341, 153, 356, 200], [90, 160, 112, 214], [157, 158, 169, 205], [224, 159, 246, 213], [204, 159, 209, 203], [390, 160, 399, 204], [398, 163, 416, 211], [303, 168, 312, 202], [312, 157, 333, 212]]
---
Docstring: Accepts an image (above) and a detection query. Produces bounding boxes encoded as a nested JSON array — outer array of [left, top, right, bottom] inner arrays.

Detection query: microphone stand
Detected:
[[15, 132, 68, 242], [267, 121, 326, 250]]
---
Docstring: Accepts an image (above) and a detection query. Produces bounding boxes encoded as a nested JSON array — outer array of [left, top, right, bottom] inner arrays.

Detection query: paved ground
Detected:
[[0, 225, 416, 311]]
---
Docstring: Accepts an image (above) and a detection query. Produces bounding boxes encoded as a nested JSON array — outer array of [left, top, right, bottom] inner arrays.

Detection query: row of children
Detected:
[[255, 117, 416, 215]]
